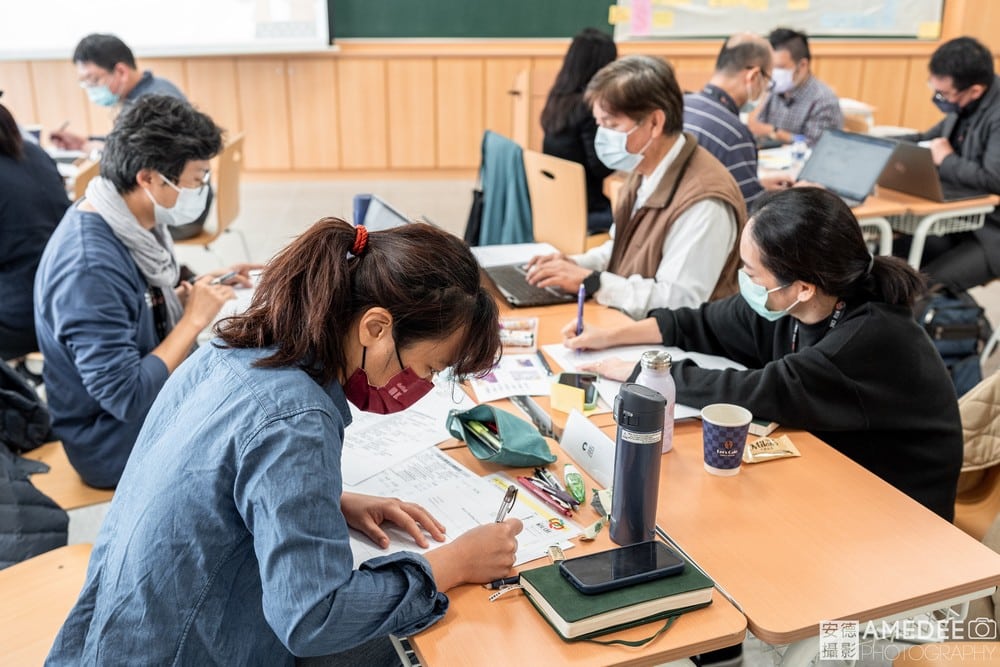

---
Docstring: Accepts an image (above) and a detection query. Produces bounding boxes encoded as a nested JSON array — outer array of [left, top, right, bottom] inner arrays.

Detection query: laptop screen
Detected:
[[797, 130, 898, 202], [363, 196, 412, 231]]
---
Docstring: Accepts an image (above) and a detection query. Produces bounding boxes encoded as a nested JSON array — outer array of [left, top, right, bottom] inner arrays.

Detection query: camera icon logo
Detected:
[[968, 617, 997, 639]]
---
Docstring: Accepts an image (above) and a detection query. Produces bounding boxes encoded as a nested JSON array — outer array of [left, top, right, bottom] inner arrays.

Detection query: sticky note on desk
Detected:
[[550, 382, 585, 415]]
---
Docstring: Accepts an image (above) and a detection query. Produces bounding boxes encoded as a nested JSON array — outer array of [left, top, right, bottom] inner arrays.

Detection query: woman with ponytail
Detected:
[[563, 187, 962, 521], [49, 219, 521, 666]]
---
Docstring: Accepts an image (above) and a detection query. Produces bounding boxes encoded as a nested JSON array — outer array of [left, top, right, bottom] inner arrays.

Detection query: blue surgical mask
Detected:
[[594, 122, 650, 172], [84, 84, 119, 108], [144, 172, 211, 227], [738, 270, 798, 321], [771, 67, 795, 95], [932, 93, 961, 115]]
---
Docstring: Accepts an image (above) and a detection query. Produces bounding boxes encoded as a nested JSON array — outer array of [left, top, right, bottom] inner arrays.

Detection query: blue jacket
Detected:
[[47, 343, 447, 665], [33, 206, 169, 488], [0, 141, 70, 359], [478, 131, 533, 245]]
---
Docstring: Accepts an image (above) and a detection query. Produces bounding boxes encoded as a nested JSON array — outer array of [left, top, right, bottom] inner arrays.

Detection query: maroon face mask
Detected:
[[344, 347, 434, 414]]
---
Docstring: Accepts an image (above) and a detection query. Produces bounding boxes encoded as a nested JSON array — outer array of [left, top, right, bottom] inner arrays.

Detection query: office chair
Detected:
[[174, 133, 251, 262]]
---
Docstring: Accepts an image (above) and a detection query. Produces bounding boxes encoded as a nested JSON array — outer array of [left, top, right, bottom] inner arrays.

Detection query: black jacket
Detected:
[[652, 295, 963, 520], [918, 76, 1000, 274]]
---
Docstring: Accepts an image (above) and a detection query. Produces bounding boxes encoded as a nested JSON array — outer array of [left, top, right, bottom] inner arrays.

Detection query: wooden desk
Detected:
[[22, 442, 113, 511], [605, 422, 1000, 650], [0, 543, 91, 666], [409, 447, 747, 667], [865, 189, 1000, 268]]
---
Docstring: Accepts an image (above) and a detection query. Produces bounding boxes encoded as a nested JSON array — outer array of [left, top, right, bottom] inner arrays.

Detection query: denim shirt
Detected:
[[46, 343, 448, 665]]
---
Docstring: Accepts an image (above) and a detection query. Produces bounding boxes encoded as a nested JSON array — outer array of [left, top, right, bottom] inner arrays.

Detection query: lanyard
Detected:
[[791, 300, 846, 353]]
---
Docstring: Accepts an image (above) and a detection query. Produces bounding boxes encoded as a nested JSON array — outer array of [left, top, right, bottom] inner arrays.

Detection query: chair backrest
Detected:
[[214, 133, 244, 238], [72, 159, 100, 201], [522, 149, 588, 255]]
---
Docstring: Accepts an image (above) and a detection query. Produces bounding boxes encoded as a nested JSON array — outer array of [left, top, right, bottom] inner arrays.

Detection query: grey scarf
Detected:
[[84, 176, 184, 329]]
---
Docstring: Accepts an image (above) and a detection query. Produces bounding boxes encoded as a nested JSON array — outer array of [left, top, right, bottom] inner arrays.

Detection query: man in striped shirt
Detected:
[[684, 34, 793, 207]]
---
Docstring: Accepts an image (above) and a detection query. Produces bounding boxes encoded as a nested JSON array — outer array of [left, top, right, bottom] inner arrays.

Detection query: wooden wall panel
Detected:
[[901, 55, 942, 131], [29, 61, 90, 146], [858, 58, 910, 128], [286, 59, 340, 169], [235, 59, 291, 170], [386, 59, 435, 168], [186, 59, 242, 137], [813, 57, 864, 100], [671, 57, 715, 94], [436, 59, 484, 168], [528, 58, 561, 151], [337, 59, 388, 169], [0, 61, 37, 127], [484, 58, 531, 142]]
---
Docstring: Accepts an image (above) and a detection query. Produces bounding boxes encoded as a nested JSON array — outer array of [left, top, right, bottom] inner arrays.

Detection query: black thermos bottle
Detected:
[[610, 383, 666, 545]]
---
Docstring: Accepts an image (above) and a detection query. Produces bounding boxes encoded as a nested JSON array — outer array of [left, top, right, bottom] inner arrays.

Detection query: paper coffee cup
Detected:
[[701, 403, 752, 476]]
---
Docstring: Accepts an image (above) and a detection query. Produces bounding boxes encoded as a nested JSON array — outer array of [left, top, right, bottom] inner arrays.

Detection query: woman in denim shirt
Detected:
[[47, 220, 523, 666]]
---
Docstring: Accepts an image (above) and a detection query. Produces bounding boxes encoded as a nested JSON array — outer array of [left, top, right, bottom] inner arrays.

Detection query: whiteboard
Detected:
[[612, 0, 945, 40], [0, 0, 330, 61]]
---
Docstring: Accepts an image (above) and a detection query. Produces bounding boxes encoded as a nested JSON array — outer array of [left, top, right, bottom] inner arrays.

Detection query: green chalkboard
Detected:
[[330, 0, 611, 39]]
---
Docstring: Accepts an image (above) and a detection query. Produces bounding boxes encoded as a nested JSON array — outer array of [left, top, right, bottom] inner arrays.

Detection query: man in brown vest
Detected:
[[527, 54, 747, 320]]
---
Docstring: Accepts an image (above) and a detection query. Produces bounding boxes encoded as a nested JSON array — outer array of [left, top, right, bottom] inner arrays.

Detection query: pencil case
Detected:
[[446, 404, 556, 467]]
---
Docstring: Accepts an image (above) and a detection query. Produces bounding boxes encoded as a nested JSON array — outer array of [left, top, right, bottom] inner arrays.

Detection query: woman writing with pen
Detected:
[[562, 188, 962, 520], [34, 95, 259, 489], [48, 216, 522, 666]]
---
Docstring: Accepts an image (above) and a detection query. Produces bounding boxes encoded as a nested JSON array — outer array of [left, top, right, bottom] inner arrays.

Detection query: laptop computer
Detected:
[[472, 243, 577, 308], [796, 129, 898, 207], [359, 195, 413, 231], [877, 141, 982, 202]]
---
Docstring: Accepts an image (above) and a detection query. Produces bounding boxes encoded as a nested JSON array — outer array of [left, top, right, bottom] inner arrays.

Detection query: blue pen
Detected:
[[575, 284, 586, 336]]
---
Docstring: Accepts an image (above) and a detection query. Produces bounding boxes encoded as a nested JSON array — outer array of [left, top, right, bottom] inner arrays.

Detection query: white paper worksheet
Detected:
[[345, 449, 579, 568]]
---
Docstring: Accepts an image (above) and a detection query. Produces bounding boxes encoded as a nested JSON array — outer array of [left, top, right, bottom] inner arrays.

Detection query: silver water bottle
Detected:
[[610, 383, 666, 545]]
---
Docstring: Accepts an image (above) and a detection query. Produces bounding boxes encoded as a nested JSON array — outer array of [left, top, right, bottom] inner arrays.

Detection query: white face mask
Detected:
[[144, 172, 210, 227], [771, 67, 795, 95], [594, 122, 652, 172]]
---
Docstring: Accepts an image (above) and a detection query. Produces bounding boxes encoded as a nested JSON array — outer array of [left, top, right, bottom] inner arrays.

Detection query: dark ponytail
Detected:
[[0, 103, 24, 160], [216, 218, 500, 386], [750, 187, 923, 307]]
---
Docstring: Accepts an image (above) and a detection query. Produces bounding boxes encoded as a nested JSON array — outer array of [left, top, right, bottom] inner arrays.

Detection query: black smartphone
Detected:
[[556, 372, 598, 409], [558, 541, 685, 595]]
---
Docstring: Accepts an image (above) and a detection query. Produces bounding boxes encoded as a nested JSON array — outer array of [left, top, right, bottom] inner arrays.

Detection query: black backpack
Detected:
[[913, 286, 993, 397]]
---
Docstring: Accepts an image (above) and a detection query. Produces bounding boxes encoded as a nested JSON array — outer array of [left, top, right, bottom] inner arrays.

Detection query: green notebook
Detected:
[[520, 549, 714, 641]]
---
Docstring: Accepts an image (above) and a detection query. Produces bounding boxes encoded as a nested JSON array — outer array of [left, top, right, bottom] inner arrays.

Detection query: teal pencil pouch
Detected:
[[446, 404, 556, 467]]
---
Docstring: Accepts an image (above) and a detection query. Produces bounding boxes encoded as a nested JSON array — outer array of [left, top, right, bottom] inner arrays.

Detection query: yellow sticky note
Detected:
[[746, 0, 768, 10], [608, 5, 631, 25], [917, 21, 941, 39], [653, 10, 674, 27], [550, 382, 585, 415], [787, 0, 808, 9]]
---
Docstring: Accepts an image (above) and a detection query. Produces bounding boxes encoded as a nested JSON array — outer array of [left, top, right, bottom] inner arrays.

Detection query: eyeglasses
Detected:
[[163, 169, 212, 194], [748, 67, 775, 91], [927, 80, 966, 102]]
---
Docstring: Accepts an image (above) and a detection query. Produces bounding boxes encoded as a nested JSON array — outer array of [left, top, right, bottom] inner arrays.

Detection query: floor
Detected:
[[161, 178, 1000, 666]]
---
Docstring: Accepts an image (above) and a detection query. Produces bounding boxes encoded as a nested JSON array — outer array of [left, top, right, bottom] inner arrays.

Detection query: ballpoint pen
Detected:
[[575, 283, 586, 336], [210, 271, 238, 286], [516, 476, 573, 517], [523, 476, 576, 509], [495, 485, 518, 523]]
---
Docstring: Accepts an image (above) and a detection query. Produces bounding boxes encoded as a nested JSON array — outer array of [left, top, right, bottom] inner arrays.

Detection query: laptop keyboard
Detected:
[[488, 264, 575, 307]]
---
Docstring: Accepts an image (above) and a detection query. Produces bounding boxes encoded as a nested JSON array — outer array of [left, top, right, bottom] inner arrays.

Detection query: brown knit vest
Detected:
[[607, 133, 748, 301]]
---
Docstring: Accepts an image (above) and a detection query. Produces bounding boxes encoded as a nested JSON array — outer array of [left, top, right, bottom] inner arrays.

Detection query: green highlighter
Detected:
[[563, 464, 586, 504]]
